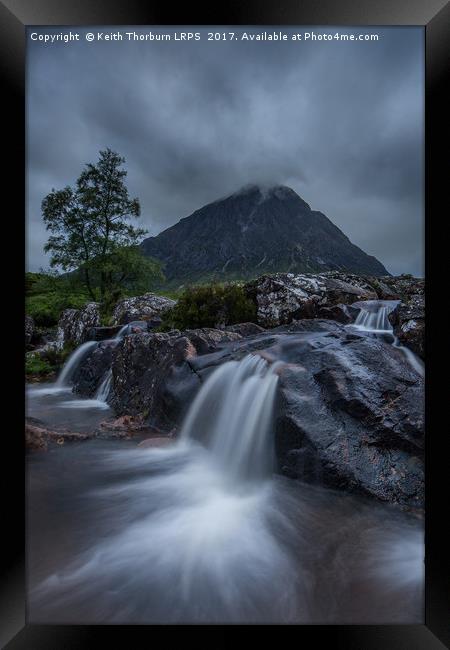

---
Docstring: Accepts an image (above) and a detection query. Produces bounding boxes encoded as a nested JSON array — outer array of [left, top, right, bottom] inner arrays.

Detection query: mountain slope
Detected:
[[141, 185, 389, 285]]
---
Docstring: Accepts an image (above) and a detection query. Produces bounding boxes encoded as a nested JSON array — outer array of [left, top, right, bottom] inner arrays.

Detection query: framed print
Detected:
[[2, 0, 449, 647]]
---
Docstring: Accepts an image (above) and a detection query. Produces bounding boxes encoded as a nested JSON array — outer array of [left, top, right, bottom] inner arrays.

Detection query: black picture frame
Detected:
[[3, 0, 449, 647]]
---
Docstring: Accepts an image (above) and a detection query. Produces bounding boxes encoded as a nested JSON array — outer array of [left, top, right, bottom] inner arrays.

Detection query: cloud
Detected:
[[27, 26, 424, 275]]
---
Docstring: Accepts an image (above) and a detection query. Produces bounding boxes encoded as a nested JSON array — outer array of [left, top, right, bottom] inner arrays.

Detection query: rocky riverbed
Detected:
[[25, 271, 425, 623]]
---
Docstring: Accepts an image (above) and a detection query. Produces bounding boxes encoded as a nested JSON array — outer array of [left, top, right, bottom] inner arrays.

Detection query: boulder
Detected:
[[321, 271, 424, 302], [55, 303, 101, 348], [269, 326, 424, 510], [70, 316, 424, 510], [111, 293, 176, 325], [73, 327, 242, 431], [389, 293, 425, 359], [25, 418, 90, 451], [72, 340, 117, 397], [245, 273, 377, 327], [317, 303, 360, 324], [225, 322, 266, 337]]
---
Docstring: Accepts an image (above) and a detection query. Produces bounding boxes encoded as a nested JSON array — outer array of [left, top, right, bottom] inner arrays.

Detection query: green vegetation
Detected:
[[25, 342, 75, 380], [26, 271, 91, 327], [160, 283, 257, 330], [25, 354, 54, 379]]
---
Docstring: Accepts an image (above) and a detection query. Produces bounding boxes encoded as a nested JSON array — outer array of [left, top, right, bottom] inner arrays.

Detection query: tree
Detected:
[[42, 148, 159, 301]]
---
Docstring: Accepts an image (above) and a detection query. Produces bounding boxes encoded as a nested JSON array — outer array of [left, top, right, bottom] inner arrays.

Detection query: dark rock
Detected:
[[225, 322, 266, 337], [109, 332, 200, 431], [389, 293, 425, 358], [71, 317, 424, 510], [272, 326, 424, 510], [111, 293, 176, 325], [86, 325, 124, 341], [72, 340, 116, 397], [317, 303, 360, 324]]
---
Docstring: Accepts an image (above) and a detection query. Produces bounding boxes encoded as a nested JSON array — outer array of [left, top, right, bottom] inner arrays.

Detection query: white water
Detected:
[[95, 369, 113, 402], [56, 341, 98, 387], [115, 324, 130, 339], [353, 300, 396, 334], [180, 354, 280, 481], [28, 353, 424, 623], [352, 300, 424, 377]]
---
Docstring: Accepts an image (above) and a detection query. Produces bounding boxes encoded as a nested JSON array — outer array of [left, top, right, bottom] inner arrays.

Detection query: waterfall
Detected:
[[95, 369, 113, 402], [115, 324, 130, 339], [353, 300, 398, 333], [180, 354, 280, 481], [352, 300, 424, 377], [91, 327, 127, 402], [56, 341, 97, 387]]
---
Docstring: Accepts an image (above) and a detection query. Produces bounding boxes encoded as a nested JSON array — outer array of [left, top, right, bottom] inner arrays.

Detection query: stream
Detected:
[[26, 303, 425, 624]]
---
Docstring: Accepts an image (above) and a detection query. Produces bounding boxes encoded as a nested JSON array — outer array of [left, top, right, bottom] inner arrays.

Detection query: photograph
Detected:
[[24, 24, 427, 625]]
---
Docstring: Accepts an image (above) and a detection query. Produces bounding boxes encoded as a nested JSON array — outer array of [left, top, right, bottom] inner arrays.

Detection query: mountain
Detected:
[[141, 184, 389, 285]]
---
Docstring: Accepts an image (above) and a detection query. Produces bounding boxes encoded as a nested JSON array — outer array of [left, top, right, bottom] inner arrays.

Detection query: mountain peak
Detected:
[[141, 187, 389, 285], [228, 183, 300, 202]]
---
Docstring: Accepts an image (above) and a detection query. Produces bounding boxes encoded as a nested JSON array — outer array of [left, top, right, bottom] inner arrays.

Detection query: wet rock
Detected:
[[182, 328, 242, 354], [70, 315, 424, 510], [225, 322, 266, 337], [25, 418, 90, 451], [138, 437, 174, 448], [72, 340, 116, 397], [317, 303, 360, 324], [111, 293, 176, 325], [55, 303, 101, 348], [81, 328, 243, 431], [389, 294, 425, 359], [245, 273, 377, 327], [108, 332, 199, 431], [272, 326, 424, 510], [86, 325, 124, 341]]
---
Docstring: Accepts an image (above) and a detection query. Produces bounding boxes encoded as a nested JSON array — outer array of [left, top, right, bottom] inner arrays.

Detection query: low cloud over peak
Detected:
[[27, 26, 424, 276]]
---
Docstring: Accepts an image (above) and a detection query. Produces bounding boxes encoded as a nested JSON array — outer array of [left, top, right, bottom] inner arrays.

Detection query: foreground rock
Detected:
[[109, 328, 241, 431], [71, 314, 424, 510], [270, 322, 424, 511], [111, 293, 176, 325], [72, 340, 117, 397], [26, 418, 91, 450], [56, 303, 101, 348], [389, 293, 425, 359]]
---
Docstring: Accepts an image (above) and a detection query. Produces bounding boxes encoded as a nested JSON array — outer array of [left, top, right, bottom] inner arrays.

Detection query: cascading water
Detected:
[[353, 300, 394, 333], [115, 324, 130, 339], [180, 354, 280, 481], [28, 351, 424, 624], [352, 300, 424, 377], [55, 340, 98, 388], [92, 325, 129, 404], [95, 369, 113, 402]]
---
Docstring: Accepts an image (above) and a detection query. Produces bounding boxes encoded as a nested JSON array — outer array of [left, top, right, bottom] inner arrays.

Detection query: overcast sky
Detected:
[[27, 26, 424, 276]]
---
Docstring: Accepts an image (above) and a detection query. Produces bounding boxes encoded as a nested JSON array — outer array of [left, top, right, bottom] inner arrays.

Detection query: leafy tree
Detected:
[[42, 148, 157, 302]]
